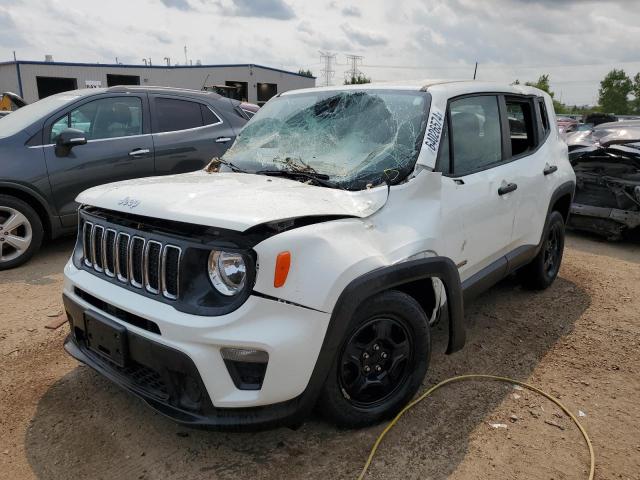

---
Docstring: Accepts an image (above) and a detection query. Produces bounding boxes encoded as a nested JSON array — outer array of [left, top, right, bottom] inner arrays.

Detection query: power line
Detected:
[[345, 54, 364, 82], [319, 51, 336, 86]]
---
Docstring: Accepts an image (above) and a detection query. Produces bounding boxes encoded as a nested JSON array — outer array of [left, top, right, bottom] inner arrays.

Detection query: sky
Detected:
[[1, 0, 640, 105]]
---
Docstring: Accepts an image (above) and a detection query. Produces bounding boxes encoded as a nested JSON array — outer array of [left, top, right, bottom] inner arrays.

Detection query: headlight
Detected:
[[208, 250, 247, 296]]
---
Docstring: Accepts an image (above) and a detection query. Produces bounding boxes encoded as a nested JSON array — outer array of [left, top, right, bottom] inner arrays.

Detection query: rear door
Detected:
[[43, 93, 154, 225], [436, 94, 519, 282], [149, 95, 237, 175], [506, 95, 555, 247]]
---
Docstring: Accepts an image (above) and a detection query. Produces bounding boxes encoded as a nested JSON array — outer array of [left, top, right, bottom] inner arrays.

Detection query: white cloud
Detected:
[[1, 0, 639, 104]]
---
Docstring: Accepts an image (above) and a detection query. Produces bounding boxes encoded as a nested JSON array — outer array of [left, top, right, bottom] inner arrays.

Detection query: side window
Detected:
[[201, 104, 221, 126], [506, 98, 536, 156], [538, 98, 550, 135], [449, 96, 502, 176], [49, 97, 143, 143], [50, 115, 69, 143], [154, 97, 205, 133]]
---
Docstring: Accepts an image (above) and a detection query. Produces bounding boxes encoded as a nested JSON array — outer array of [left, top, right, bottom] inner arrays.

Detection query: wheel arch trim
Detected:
[[0, 181, 57, 237]]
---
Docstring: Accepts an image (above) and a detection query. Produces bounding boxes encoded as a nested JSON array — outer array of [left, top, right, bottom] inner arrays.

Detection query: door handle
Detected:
[[498, 183, 518, 196], [129, 148, 150, 157], [215, 137, 232, 143], [543, 165, 558, 175]]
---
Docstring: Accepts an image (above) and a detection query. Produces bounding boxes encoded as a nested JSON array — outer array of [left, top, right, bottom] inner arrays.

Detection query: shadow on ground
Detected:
[[24, 276, 590, 480], [566, 230, 640, 265], [0, 237, 75, 285]]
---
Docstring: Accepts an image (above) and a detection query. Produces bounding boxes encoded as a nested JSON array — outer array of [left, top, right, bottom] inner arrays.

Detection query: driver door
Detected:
[[43, 94, 154, 227]]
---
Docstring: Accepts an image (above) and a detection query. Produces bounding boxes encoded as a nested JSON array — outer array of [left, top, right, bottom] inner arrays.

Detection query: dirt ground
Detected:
[[1, 232, 639, 480]]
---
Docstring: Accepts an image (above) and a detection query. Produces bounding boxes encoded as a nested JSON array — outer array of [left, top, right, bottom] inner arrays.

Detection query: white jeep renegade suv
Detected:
[[62, 81, 575, 429]]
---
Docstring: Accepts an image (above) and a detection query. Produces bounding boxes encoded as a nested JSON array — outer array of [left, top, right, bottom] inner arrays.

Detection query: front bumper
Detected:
[[63, 261, 331, 429]]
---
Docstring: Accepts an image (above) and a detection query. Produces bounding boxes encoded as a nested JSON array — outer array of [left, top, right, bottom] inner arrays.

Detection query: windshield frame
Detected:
[[222, 88, 432, 191]]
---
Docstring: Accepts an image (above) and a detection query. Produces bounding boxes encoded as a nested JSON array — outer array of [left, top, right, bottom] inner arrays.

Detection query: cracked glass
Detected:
[[222, 89, 430, 190]]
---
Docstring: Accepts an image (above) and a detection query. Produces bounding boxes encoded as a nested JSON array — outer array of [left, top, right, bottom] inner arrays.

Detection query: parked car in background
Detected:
[[557, 116, 578, 134], [566, 121, 640, 239], [0, 91, 27, 112], [0, 86, 250, 269], [239, 102, 259, 119], [62, 81, 575, 429], [584, 112, 617, 127]]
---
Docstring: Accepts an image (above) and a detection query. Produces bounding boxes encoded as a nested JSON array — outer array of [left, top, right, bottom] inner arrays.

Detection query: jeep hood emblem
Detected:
[[118, 197, 140, 209]]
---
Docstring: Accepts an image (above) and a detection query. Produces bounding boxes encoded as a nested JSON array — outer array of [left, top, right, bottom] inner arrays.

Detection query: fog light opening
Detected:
[[221, 347, 269, 391]]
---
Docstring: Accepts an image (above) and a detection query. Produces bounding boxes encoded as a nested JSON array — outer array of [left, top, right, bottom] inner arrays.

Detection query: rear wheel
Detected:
[[319, 290, 431, 428], [0, 195, 43, 270], [518, 211, 565, 290]]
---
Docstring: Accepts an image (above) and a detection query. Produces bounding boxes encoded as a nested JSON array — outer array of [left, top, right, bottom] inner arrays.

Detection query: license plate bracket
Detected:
[[84, 311, 128, 367]]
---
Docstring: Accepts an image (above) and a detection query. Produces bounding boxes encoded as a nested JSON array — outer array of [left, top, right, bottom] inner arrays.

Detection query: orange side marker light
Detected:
[[274, 251, 291, 288]]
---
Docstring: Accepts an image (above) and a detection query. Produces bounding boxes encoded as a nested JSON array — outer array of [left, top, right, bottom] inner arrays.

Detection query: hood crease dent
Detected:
[[76, 171, 390, 232]]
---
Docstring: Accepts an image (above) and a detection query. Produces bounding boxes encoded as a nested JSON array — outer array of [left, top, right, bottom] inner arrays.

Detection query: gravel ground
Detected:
[[1, 232, 639, 480]]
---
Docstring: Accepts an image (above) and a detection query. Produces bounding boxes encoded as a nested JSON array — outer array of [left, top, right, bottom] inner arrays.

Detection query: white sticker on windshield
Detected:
[[424, 108, 445, 154]]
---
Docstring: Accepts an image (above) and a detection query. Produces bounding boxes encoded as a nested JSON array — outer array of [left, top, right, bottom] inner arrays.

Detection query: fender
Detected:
[[0, 180, 61, 237], [547, 180, 576, 221]]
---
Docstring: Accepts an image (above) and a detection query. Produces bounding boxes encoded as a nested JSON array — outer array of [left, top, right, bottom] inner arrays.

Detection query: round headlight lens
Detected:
[[208, 250, 247, 296]]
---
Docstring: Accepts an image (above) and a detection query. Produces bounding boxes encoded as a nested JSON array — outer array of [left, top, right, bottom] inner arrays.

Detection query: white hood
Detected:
[[76, 170, 389, 231]]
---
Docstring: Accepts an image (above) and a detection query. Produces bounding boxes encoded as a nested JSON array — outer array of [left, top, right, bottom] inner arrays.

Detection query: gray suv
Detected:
[[0, 86, 251, 269]]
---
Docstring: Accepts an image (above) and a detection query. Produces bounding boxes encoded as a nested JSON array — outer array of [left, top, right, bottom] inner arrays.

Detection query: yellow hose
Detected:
[[357, 374, 595, 480]]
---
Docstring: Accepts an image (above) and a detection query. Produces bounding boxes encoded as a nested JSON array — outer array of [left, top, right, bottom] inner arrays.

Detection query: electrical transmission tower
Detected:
[[319, 51, 336, 86], [345, 54, 364, 83]]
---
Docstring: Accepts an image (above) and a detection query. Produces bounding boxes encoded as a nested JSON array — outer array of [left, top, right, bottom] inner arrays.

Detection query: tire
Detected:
[[0, 195, 44, 270], [518, 211, 565, 290], [319, 290, 431, 428]]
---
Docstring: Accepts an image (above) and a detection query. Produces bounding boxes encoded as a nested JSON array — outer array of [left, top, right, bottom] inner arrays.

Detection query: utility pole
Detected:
[[319, 51, 336, 87], [473, 61, 478, 80], [184, 45, 188, 65], [345, 54, 363, 83]]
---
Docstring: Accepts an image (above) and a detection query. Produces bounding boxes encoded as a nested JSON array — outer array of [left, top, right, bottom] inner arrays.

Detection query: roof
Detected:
[[0, 60, 315, 79], [281, 80, 546, 97]]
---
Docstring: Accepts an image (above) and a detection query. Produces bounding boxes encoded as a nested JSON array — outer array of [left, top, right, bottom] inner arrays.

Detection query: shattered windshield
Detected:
[[221, 89, 430, 190]]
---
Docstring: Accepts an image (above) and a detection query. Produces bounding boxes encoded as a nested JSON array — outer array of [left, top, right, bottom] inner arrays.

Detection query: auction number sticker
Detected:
[[424, 108, 445, 153]]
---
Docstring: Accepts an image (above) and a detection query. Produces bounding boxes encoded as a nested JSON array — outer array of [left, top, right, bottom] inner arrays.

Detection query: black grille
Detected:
[[93, 226, 104, 271], [163, 246, 180, 299], [81, 220, 181, 300], [130, 237, 145, 287], [145, 241, 162, 293], [117, 233, 129, 281], [74, 287, 161, 334], [104, 229, 116, 276]]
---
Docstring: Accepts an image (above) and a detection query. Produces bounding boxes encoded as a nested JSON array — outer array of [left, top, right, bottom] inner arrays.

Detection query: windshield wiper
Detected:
[[254, 169, 342, 189], [205, 157, 248, 173]]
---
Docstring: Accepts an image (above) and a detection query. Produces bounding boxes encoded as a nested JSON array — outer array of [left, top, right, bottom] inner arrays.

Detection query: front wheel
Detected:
[[0, 195, 43, 270], [319, 290, 431, 428], [518, 211, 566, 290]]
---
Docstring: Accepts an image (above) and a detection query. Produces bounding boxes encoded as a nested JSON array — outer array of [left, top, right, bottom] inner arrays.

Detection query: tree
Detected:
[[344, 73, 371, 85], [524, 74, 566, 113], [598, 69, 632, 114], [525, 74, 552, 95], [632, 72, 640, 114], [298, 69, 314, 78]]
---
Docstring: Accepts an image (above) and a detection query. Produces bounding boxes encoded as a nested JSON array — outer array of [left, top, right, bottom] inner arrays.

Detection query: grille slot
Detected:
[[162, 245, 181, 300], [104, 229, 117, 277], [130, 236, 145, 288], [80, 220, 180, 300], [82, 222, 93, 267], [116, 233, 130, 282], [92, 225, 104, 272], [144, 241, 162, 294]]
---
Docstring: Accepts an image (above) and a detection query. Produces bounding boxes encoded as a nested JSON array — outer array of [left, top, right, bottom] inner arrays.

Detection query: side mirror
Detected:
[[55, 128, 87, 157]]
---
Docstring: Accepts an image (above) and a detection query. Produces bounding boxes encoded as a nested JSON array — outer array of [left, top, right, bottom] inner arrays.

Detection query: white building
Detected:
[[0, 60, 315, 105]]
